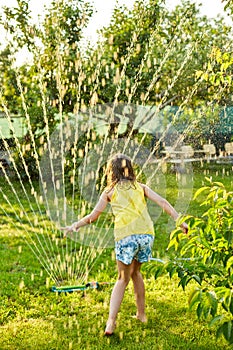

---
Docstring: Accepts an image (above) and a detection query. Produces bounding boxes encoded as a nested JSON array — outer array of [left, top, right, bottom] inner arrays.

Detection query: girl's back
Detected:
[[108, 181, 154, 241]]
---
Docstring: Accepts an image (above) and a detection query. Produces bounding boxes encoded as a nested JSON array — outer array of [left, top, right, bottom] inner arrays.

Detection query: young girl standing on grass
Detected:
[[61, 153, 188, 335]]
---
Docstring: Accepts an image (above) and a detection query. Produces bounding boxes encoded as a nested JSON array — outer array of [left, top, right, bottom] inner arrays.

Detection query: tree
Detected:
[[83, 0, 231, 108], [79, 0, 233, 151], [0, 46, 21, 115], [0, 0, 93, 114], [0, 0, 93, 176]]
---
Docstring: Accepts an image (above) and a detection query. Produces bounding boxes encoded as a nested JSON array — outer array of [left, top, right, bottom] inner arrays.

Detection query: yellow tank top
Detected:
[[110, 181, 154, 241]]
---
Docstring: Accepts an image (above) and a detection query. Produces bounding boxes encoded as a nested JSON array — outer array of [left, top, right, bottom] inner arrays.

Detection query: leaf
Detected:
[[206, 291, 218, 317], [222, 302, 229, 313], [209, 315, 224, 327], [168, 266, 176, 279], [217, 324, 223, 340], [169, 228, 180, 241], [215, 286, 228, 298], [197, 303, 203, 319], [202, 72, 209, 81], [225, 231, 233, 244], [230, 298, 233, 316], [154, 266, 164, 280], [191, 274, 202, 285], [226, 256, 233, 271], [193, 186, 210, 200], [167, 237, 178, 251], [224, 289, 232, 310], [189, 218, 204, 229], [188, 288, 202, 310], [222, 321, 233, 343], [196, 70, 203, 79], [213, 181, 224, 188], [178, 275, 188, 291]]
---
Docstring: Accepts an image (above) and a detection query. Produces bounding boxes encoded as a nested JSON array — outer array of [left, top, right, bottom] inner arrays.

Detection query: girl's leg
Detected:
[[105, 260, 131, 334], [130, 259, 147, 322]]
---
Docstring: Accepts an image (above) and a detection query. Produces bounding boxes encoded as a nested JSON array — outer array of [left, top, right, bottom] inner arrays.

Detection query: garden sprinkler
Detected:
[[51, 281, 114, 293], [51, 284, 87, 293]]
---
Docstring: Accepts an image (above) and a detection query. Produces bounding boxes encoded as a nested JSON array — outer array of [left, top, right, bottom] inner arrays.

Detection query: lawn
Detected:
[[0, 161, 232, 349]]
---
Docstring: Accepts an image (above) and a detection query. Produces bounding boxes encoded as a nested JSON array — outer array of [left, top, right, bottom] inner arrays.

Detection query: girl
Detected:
[[61, 153, 188, 335]]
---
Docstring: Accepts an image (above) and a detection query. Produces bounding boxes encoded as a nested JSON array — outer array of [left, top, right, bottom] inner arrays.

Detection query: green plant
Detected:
[[148, 177, 233, 344]]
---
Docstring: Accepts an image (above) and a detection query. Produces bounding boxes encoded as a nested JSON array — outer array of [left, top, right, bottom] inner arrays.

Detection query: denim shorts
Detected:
[[115, 234, 154, 265]]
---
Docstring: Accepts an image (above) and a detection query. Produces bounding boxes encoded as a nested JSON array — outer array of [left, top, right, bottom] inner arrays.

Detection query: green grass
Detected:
[[0, 163, 233, 349], [0, 273, 232, 349]]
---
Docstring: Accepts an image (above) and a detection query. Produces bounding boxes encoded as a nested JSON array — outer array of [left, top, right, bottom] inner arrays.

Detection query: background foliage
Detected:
[[0, 0, 232, 153]]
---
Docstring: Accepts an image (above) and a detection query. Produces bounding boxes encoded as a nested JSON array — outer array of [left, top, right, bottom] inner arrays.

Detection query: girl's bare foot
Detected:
[[136, 313, 147, 323], [104, 320, 116, 336]]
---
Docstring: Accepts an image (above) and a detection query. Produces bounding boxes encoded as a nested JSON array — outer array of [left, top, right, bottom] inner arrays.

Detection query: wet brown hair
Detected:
[[106, 153, 136, 190]]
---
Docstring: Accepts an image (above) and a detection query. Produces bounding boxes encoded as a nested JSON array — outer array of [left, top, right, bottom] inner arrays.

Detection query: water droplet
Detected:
[[19, 280, 24, 289]]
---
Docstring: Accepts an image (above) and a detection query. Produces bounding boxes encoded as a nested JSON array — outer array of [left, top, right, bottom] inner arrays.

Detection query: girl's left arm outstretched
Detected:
[[61, 191, 109, 237], [141, 184, 188, 233]]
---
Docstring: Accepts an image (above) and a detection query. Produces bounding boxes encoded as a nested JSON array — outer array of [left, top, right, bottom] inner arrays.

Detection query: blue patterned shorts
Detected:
[[115, 234, 154, 265]]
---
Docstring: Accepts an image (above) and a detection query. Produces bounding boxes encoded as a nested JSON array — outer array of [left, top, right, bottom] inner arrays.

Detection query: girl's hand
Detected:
[[60, 223, 79, 237], [181, 222, 188, 234]]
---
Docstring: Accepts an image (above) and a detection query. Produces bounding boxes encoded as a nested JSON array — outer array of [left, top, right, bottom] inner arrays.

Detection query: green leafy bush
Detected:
[[148, 177, 233, 343]]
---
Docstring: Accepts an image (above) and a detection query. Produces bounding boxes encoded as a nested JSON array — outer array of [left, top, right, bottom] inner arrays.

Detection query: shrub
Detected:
[[148, 177, 233, 344]]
